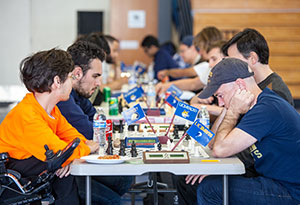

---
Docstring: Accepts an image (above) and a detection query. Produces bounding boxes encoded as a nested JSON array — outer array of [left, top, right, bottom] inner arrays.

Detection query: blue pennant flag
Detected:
[[186, 119, 215, 146], [124, 86, 144, 104], [174, 102, 199, 122], [122, 104, 146, 125], [167, 84, 183, 97], [166, 93, 181, 108]]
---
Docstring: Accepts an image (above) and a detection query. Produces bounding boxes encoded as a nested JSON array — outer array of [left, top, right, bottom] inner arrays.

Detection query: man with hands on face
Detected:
[[186, 58, 300, 204]]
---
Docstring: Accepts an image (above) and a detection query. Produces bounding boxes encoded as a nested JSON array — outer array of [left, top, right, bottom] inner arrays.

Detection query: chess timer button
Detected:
[[163, 153, 169, 159]]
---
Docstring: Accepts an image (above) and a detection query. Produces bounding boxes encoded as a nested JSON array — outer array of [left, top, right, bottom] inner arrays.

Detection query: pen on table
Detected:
[[201, 159, 220, 162]]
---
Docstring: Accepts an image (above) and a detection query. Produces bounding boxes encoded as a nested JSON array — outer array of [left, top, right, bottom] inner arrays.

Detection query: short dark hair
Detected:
[[67, 41, 105, 76], [141, 35, 159, 48], [20, 49, 74, 93], [222, 28, 269, 64], [85, 32, 111, 57], [104, 35, 119, 44]]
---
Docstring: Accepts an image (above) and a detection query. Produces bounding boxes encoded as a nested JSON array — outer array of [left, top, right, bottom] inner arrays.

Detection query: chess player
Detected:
[[57, 41, 133, 204]]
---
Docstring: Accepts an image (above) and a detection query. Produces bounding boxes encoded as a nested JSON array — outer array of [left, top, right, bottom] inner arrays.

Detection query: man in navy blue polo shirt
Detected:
[[141, 35, 179, 81], [190, 58, 300, 204], [57, 41, 133, 205]]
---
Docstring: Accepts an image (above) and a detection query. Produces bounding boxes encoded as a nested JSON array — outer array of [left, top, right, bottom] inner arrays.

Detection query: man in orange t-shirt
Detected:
[[0, 49, 99, 204]]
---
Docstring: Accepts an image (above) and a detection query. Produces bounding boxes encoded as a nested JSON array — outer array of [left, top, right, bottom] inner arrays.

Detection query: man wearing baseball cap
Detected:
[[190, 58, 300, 204]]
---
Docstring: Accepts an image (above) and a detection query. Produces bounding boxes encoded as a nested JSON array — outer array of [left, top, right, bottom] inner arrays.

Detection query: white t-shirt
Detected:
[[193, 62, 211, 85]]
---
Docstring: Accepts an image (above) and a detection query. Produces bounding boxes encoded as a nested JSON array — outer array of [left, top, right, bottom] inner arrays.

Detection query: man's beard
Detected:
[[74, 81, 95, 99]]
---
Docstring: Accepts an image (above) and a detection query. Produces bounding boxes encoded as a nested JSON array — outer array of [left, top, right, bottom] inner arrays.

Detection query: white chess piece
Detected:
[[170, 141, 175, 150], [154, 143, 158, 151], [155, 125, 160, 136], [124, 122, 129, 138], [194, 145, 200, 157], [143, 125, 148, 137], [134, 124, 138, 136], [167, 139, 171, 150]]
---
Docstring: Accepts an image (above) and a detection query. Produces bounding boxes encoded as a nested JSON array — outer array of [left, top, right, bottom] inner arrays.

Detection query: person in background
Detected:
[[222, 28, 294, 106], [157, 35, 208, 81], [190, 40, 226, 116], [155, 27, 223, 97], [141, 35, 179, 81], [194, 58, 300, 204], [193, 26, 223, 61], [0, 49, 98, 204], [175, 41, 226, 205], [57, 41, 133, 205]]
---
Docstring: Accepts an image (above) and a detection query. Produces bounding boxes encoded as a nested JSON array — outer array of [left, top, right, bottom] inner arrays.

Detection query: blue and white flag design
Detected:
[[186, 119, 215, 146], [124, 86, 144, 104], [122, 104, 146, 125], [166, 93, 181, 108], [167, 84, 183, 97], [174, 102, 199, 122]]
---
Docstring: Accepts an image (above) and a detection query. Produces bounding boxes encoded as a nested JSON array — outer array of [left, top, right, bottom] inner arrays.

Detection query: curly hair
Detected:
[[67, 41, 106, 76], [20, 49, 74, 93]]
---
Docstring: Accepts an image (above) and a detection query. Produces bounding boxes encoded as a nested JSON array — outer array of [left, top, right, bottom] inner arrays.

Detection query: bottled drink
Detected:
[[93, 108, 107, 154], [147, 82, 156, 107], [198, 106, 210, 128]]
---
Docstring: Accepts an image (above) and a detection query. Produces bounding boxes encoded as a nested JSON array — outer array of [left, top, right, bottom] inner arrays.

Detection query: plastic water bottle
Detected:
[[198, 106, 210, 128], [93, 107, 107, 155], [147, 82, 156, 107]]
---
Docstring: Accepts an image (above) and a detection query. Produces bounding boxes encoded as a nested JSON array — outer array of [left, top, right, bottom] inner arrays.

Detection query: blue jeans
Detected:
[[76, 176, 134, 205], [197, 176, 300, 205]]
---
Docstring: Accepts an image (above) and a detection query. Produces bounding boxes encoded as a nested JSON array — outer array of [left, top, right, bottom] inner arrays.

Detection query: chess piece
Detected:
[[118, 98, 123, 113], [173, 127, 179, 140], [194, 145, 200, 157], [143, 125, 148, 137], [119, 139, 126, 156], [157, 142, 162, 151], [124, 122, 129, 138], [113, 131, 120, 148], [167, 139, 171, 150], [130, 141, 138, 157], [134, 125, 138, 136], [106, 135, 113, 155], [156, 125, 160, 136]]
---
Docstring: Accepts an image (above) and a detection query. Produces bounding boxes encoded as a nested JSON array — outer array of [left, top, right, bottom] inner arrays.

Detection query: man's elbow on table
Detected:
[[211, 143, 232, 158]]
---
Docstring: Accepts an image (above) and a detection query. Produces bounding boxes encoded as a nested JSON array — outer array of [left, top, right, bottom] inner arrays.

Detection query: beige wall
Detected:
[[192, 0, 300, 98]]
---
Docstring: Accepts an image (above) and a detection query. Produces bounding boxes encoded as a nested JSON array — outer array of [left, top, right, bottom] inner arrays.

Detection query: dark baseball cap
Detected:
[[198, 58, 254, 99], [181, 35, 194, 47]]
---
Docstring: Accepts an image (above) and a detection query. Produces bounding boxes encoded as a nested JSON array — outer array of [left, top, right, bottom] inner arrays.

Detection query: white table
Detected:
[[71, 156, 245, 205]]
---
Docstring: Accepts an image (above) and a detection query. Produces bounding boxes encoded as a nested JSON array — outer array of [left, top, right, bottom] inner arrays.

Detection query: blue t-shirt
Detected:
[[57, 89, 96, 140], [237, 88, 300, 200], [154, 49, 179, 81]]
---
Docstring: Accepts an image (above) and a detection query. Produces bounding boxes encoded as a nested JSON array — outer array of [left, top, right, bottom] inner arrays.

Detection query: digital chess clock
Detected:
[[143, 151, 190, 163]]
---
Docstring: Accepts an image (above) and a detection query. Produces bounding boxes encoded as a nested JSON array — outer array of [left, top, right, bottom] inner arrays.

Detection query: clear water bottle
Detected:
[[147, 82, 156, 107], [93, 107, 107, 155], [198, 106, 210, 128]]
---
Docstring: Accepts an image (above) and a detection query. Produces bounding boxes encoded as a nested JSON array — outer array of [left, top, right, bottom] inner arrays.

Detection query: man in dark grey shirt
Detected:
[[222, 28, 294, 106]]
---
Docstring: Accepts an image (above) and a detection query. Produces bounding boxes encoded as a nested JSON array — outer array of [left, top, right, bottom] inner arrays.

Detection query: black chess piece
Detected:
[[157, 142, 162, 151], [130, 141, 138, 157], [119, 120, 123, 133], [106, 136, 113, 155], [173, 127, 179, 139], [119, 139, 126, 156], [118, 98, 123, 113]]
